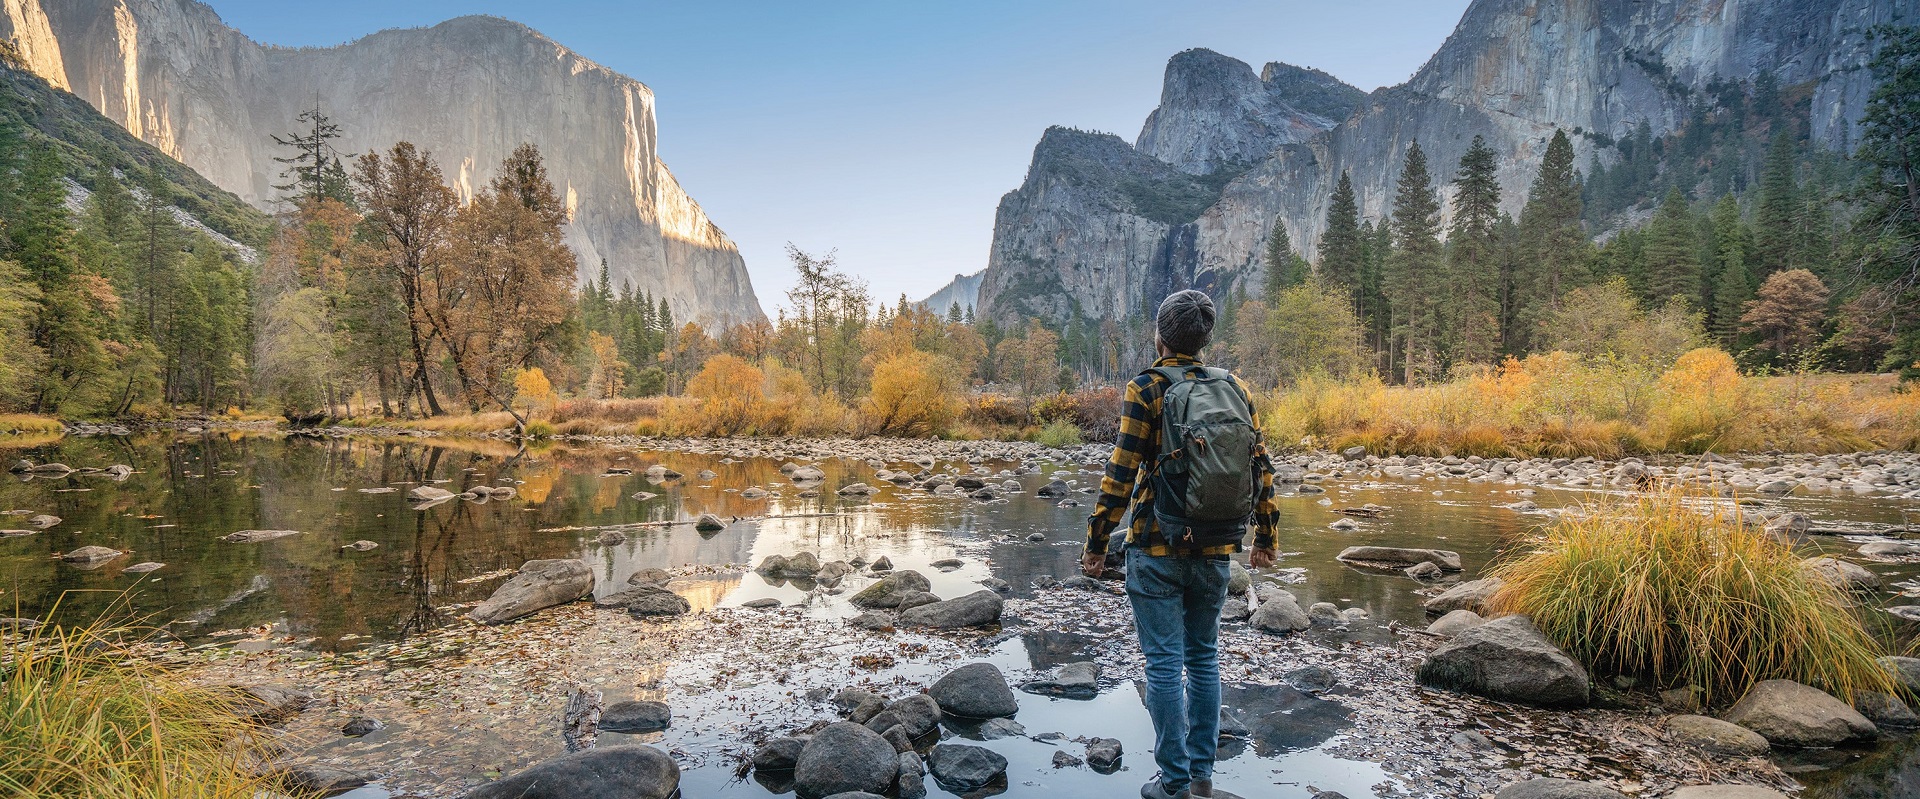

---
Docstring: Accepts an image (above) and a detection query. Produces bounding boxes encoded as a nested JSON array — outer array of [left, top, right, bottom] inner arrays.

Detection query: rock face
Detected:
[[465, 745, 679, 799], [468, 559, 594, 624], [1417, 615, 1590, 707], [1721, 679, 1878, 747], [971, 0, 1899, 332], [0, 1, 763, 326]]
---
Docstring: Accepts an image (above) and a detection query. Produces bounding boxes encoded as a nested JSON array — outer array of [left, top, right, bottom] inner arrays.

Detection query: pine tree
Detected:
[[1263, 220, 1307, 298], [272, 99, 349, 206], [1707, 195, 1753, 346], [1753, 130, 1798, 277], [1446, 135, 1502, 365], [1513, 129, 1589, 352], [947, 301, 963, 324], [1386, 140, 1443, 382], [1641, 188, 1702, 307], [1318, 171, 1363, 296]]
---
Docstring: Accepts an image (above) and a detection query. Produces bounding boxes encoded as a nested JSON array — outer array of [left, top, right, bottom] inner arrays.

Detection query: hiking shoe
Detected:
[[1141, 777, 1189, 799], [1190, 778, 1214, 798]]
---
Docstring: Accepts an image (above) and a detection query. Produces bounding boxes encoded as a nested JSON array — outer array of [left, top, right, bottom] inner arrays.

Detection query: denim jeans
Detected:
[[1125, 546, 1231, 791]]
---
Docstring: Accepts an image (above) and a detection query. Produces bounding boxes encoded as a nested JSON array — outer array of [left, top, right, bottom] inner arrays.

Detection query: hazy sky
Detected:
[[201, 0, 1471, 312]]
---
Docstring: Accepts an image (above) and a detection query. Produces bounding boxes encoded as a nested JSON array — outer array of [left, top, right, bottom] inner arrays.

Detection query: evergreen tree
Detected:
[[947, 301, 963, 324], [1707, 195, 1753, 346], [1856, 25, 1920, 377], [1262, 220, 1308, 297], [1641, 188, 1702, 307], [1446, 135, 1502, 365], [1753, 130, 1799, 277], [272, 99, 349, 206], [1512, 129, 1589, 353], [1317, 171, 1364, 296], [1386, 140, 1443, 382]]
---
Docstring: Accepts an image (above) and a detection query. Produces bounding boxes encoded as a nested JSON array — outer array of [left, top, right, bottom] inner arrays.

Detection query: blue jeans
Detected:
[[1125, 546, 1230, 791]]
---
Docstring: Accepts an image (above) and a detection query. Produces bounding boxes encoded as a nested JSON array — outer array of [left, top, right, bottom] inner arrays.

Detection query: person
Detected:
[[1082, 289, 1279, 799]]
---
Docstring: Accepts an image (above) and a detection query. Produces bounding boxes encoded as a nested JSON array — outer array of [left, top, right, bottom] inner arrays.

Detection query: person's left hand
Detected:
[[1080, 552, 1106, 578], [1249, 548, 1277, 569]]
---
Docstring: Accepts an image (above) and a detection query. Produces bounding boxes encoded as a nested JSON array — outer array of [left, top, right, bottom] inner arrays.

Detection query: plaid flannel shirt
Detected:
[[1085, 354, 1280, 557]]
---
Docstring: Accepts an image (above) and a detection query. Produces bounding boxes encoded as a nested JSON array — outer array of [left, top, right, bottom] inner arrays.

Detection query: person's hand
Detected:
[[1249, 548, 1276, 569], [1080, 552, 1106, 578]]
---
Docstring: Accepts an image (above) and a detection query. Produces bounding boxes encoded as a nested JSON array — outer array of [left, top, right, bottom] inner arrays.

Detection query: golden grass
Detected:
[[0, 413, 62, 436], [1262, 349, 1920, 457], [0, 604, 279, 799], [1486, 486, 1897, 705]]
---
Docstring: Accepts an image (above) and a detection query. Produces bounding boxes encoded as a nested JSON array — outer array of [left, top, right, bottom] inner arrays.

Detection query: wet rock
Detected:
[[1219, 706, 1251, 739], [341, 540, 379, 552], [927, 743, 1007, 792], [1021, 661, 1099, 699], [822, 792, 887, 799], [407, 485, 455, 502], [1051, 750, 1083, 768], [879, 724, 914, 753], [1426, 609, 1486, 636], [119, 561, 165, 574], [756, 555, 791, 576], [869, 556, 893, 572], [1085, 737, 1123, 772], [833, 688, 886, 722], [848, 611, 895, 631], [697, 469, 718, 480], [694, 513, 727, 531], [1423, 578, 1504, 615], [1881, 656, 1920, 695], [790, 466, 827, 482], [6, 459, 29, 473], [896, 591, 941, 612], [1417, 615, 1590, 708], [645, 465, 683, 481], [837, 482, 877, 496], [785, 552, 822, 576], [977, 718, 1026, 739], [1248, 589, 1311, 634], [631, 491, 658, 501], [341, 717, 385, 737], [753, 737, 806, 771], [930, 662, 1020, 719], [1307, 602, 1346, 626], [1221, 599, 1251, 621], [469, 559, 594, 624], [27, 462, 71, 474], [1755, 479, 1795, 495], [868, 694, 941, 738], [1803, 557, 1878, 591], [931, 557, 964, 569], [1037, 480, 1071, 498], [793, 722, 898, 799], [1403, 561, 1443, 580], [900, 590, 1004, 628], [1284, 665, 1337, 693], [1664, 714, 1769, 756], [627, 568, 673, 588], [0, 529, 34, 538], [1328, 518, 1359, 531], [742, 487, 769, 499], [25, 514, 58, 528], [597, 531, 627, 546], [623, 588, 692, 618], [61, 546, 125, 564], [1669, 788, 1790, 799], [273, 763, 379, 795], [897, 752, 927, 799], [1854, 690, 1920, 728], [818, 560, 855, 583], [1493, 779, 1628, 799], [1336, 546, 1462, 571], [601, 700, 671, 733], [228, 684, 312, 725], [221, 529, 301, 543], [1227, 560, 1252, 595], [850, 570, 931, 608], [1764, 512, 1811, 536], [743, 598, 781, 609], [979, 577, 1011, 594], [1721, 679, 1877, 747], [467, 744, 679, 799]]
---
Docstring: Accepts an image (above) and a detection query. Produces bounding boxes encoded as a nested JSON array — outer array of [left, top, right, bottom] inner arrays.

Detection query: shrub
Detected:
[[1034, 419, 1084, 448], [863, 351, 959, 437], [0, 615, 275, 798], [1487, 486, 1896, 704]]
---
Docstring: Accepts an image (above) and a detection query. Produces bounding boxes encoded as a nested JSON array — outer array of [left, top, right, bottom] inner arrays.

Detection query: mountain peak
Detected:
[[1137, 50, 1361, 174]]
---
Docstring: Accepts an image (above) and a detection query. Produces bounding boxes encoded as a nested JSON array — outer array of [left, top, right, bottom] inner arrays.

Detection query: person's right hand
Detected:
[[1249, 548, 1276, 569], [1080, 552, 1106, 578]]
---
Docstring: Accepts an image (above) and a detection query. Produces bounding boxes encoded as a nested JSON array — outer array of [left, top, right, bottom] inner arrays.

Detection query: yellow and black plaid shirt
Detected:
[[1085, 355, 1280, 557]]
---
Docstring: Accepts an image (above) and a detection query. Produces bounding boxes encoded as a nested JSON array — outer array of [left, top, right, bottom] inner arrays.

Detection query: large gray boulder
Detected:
[[1423, 578, 1504, 614], [850, 570, 932, 608], [1803, 557, 1879, 591], [466, 745, 678, 799], [1337, 546, 1462, 571], [793, 722, 898, 799], [1880, 656, 1920, 696], [753, 737, 806, 772], [1248, 589, 1311, 634], [1492, 779, 1628, 799], [600, 700, 671, 733], [1426, 609, 1487, 637], [863, 694, 941, 739], [1417, 615, 1589, 707], [930, 663, 1019, 719], [468, 560, 594, 624], [1854, 690, 1920, 728], [1664, 714, 1769, 757], [1721, 679, 1877, 747], [927, 743, 1007, 792], [899, 590, 1004, 628]]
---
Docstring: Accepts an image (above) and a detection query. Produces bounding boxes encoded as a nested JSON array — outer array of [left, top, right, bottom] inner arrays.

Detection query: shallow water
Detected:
[[3, 432, 1918, 798]]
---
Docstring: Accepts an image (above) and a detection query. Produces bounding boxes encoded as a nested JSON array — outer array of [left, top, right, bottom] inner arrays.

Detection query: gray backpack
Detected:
[[1146, 366, 1260, 549]]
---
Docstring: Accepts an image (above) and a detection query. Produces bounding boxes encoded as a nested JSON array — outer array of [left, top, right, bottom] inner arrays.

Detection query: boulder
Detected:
[[623, 588, 692, 618], [25, 514, 59, 528], [341, 717, 384, 737], [466, 745, 679, 799], [793, 722, 898, 799], [221, 529, 301, 543], [1423, 578, 1504, 614], [790, 466, 827, 482], [742, 487, 769, 499], [1085, 737, 1123, 772], [627, 568, 673, 588], [61, 546, 124, 564], [1404, 561, 1443, 580], [869, 556, 894, 572], [601, 700, 671, 733], [272, 764, 379, 795], [756, 555, 791, 576], [1417, 615, 1590, 707], [1426, 609, 1486, 637], [850, 570, 932, 608], [868, 694, 941, 739], [407, 485, 455, 502], [1721, 679, 1877, 747], [468, 559, 594, 624], [927, 743, 1007, 792], [1021, 661, 1099, 699], [1248, 590, 1311, 634], [1803, 557, 1879, 591], [817, 561, 856, 583], [785, 552, 823, 576], [899, 590, 1004, 628], [1307, 602, 1346, 626], [1492, 779, 1629, 799], [1337, 546, 1462, 571], [228, 684, 312, 725], [1664, 714, 1769, 756], [930, 663, 1020, 719], [1227, 560, 1252, 595], [1668, 788, 1790, 799], [1880, 656, 1920, 695], [1037, 480, 1071, 498], [694, 513, 727, 531], [897, 751, 927, 799], [753, 737, 806, 771], [837, 483, 876, 496], [1854, 690, 1920, 728], [895, 591, 941, 612]]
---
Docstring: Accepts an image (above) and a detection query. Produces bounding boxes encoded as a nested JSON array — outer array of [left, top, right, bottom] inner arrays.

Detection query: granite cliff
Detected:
[[978, 0, 1908, 328], [0, 0, 764, 326]]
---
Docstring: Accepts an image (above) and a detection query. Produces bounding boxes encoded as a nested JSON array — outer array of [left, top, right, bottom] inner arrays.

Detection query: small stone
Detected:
[[754, 737, 805, 772], [1051, 750, 1083, 768], [1426, 609, 1485, 636], [897, 752, 927, 799], [927, 743, 1007, 792], [1284, 665, 1337, 693], [121, 562, 165, 574], [694, 513, 726, 531], [743, 598, 781, 609], [1493, 778, 1629, 799], [1403, 561, 1443, 580], [1085, 737, 1123, 772], [600, 700, 671, 733], [930, 662, 1019, 719], [341, 717, 385, 737], [1669, 788, 1791, 799], [341, 540, 379, 552], [977, 718, 1026, 739], [1664, 714, 1770, 757], [869, 556, 893, 572]]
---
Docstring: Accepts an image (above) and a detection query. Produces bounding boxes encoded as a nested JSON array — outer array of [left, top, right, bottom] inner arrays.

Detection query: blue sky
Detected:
[[201, 0, 1471, 310]]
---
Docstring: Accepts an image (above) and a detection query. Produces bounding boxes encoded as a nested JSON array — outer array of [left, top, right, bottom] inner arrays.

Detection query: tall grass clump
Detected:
[[1486, 486, 1896, 705], [0, 414, 62, 436], [0, 615, 276, 798]]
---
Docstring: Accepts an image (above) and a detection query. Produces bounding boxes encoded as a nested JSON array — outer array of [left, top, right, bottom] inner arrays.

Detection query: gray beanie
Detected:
[[1156, 289, 1215, 355]]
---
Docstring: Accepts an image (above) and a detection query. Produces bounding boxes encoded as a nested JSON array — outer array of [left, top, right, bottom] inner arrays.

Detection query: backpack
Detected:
[[1146, 365, 1260, 550]]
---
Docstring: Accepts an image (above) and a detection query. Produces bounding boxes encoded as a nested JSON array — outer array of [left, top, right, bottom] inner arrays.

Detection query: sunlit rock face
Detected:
[[0, 0, 763, 326], [979, 0, 1901, 329]]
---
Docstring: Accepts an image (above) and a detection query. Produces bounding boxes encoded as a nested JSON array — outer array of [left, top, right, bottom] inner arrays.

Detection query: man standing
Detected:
[[1082, 290, 1279, 799]]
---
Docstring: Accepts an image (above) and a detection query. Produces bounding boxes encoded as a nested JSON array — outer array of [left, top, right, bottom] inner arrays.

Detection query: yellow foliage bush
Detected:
[[863, 351, 959, 437]]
